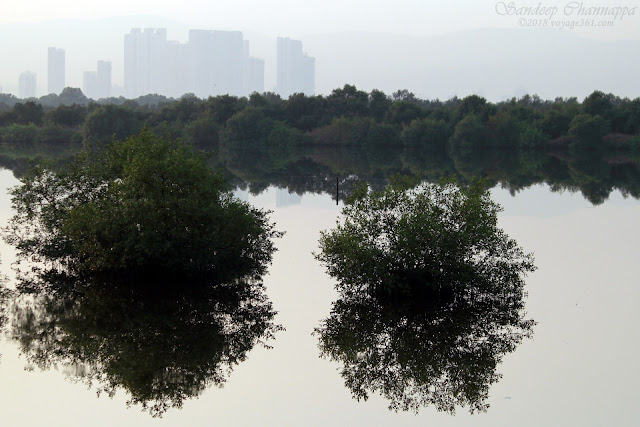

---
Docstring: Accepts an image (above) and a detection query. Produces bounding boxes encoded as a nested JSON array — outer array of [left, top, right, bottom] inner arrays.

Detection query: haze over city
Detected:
[[2, 1, 639, 100]]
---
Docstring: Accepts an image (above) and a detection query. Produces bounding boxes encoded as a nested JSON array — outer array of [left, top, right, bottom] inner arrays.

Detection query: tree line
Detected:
[[1, 85, 639, 150]]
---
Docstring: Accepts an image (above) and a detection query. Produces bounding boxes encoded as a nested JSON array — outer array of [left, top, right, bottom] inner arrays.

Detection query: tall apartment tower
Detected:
[[83, 60, 112, 100], [123, 27, 265, 99], [48, 47, 65, 95], [18, 72, 37, 98], [124, 28, 168, 98], [276, 38, 315, 98], [243, 40, 264, 94], [187, 30, 245, 98]]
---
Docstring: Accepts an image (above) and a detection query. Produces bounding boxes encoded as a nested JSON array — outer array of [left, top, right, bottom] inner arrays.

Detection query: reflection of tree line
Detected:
[[1, 140, 639, 205], [221, 145, 640, 205]]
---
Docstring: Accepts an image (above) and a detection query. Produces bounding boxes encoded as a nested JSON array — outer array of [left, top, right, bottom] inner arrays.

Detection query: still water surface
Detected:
[[0, 168, 638, 426]]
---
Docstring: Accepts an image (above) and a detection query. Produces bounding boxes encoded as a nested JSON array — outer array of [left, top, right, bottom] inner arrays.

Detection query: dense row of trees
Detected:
[[1, 86, 639, 151]]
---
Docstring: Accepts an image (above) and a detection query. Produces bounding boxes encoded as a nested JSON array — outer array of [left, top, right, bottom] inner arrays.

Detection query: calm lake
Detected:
[[0, 163, 638, 426]]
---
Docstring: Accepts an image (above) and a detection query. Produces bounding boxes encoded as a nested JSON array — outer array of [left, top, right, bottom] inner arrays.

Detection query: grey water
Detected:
[[0, 168, 638, 426]]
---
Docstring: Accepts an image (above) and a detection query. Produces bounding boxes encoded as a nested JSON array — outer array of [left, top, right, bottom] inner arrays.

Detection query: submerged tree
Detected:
[[314, 179, 535, 414], [4, 129, 281, 288], [3, 130, 284, 415]]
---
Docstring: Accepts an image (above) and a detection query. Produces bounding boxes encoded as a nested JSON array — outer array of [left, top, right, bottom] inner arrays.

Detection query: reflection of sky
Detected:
[[1, 174, 639, 426]]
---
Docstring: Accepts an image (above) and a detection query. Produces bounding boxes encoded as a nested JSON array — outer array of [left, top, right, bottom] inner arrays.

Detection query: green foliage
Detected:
[[487, 110, 521, 147], [4, 129, 281, 284], [456, 94, 490, 121], [266, 120, 309, 147], [364, 122, 400, 146], [327, 84, 369, 117], [44, 104, 88, 128], [541, 108, 573, 139], [83, 104, 146, 145], [314, 179, 535, 413], [283, 93, 327, 130], [58, 87, 89, 106], [0, 123, 40, 143], [1, 86, 639, 154], [13, 101, 44, 125], [38, 125, 78, 144], [317, 179, 535, 298], [368, 89, 392, 122], [629, 135, 640, 151], [310, 116, 373, 145], [385, 100, 424, 126], [400, 117, 451, 149], [568, 113, 610, 149], [183, 117, 220, 147], [222, 107, 273, 147], [450, 113, 488, 150], [205, 94, 248, 125], [582, 90, 614, 118], [519, 123, 548, 148]]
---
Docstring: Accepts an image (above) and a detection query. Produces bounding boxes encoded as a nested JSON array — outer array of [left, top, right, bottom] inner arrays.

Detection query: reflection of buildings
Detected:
[[124, 28, 265, 98], [83, 61, 112, 100], [276, 188, 302, 208], [47, 47, 65, 95], [276, 37, 315, 98], [18, 72, 37, 98]]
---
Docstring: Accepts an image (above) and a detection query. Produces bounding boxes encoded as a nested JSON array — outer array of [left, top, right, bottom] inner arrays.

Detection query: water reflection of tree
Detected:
[[314, 180, 535, 414], [10, 278, 282, 417], [316, 283, 533, 414], [0, 283, 9, 363]]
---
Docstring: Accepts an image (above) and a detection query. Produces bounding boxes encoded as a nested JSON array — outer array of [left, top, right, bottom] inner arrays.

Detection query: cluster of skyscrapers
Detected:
[[124, 28, 265, 98], [14, 29, 315, 100]]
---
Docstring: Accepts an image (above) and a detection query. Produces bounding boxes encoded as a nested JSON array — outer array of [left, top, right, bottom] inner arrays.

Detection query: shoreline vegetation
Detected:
[[0, 85, 638, 151], [0, 85, 640, 205]]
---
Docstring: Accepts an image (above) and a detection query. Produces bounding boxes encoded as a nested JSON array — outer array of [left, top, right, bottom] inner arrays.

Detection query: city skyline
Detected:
[[4, 27, 313, 100], [1, 12, 639, 102]]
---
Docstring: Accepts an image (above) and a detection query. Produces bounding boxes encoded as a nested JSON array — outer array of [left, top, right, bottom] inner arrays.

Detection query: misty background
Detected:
[[2, 0, 640, 101]]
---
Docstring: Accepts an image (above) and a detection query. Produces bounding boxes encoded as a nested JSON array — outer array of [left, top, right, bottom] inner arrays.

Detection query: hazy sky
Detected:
[[2, 0, 640, 97], [3, 0, 639, 39]]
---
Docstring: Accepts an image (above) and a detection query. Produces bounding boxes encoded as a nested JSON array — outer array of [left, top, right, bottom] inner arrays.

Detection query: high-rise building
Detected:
[[243, 40, 264, 94], [245, 57, 265, 94], [124, 28, 265, 99], [276, 38, 315, 98], [83, 60, 112, 100], [18, 72, 37, 98], [187, 30, 246, 98], [124, 28, 168, 98], [48, 47, 65, 95]]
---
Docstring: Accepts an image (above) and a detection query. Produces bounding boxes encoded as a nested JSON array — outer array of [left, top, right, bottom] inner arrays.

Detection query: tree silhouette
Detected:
[[315, 179, 535, 414], [10, 276, 282, 417]]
